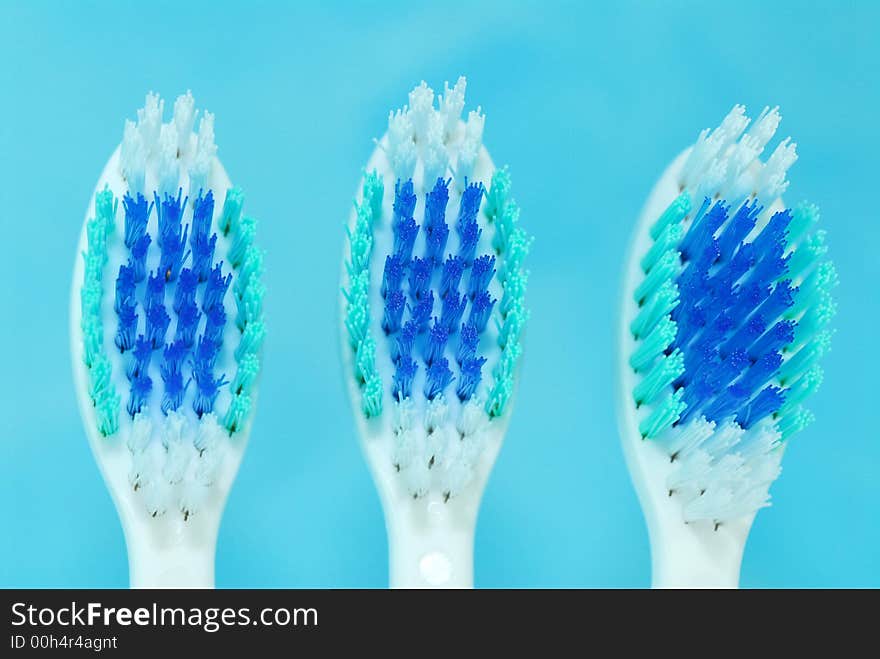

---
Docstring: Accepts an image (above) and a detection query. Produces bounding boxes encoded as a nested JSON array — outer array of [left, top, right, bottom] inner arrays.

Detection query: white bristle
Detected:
[[681, 105, 749, 187], [424, 395, 449, 433], [408, 81, 435, 144], [457, 397, 489, 437], [422, 112, 449, 186], [156, 123, 179, 197], [172, 91, 197, 155], [664, 418, 785, 523], [393, 397, 418, 433], [392, 428, 419, 471], [439, 76, 467, 138], [456, 107, 485, 189], [403, 457, 431, 498], [136, 92, 164, 157], [194, 414, 225, 486], [756, 137, 797, 201], [387, 108, 417, 181], [120, 119, 146, 194], [188, 111, 216, 197], [161, 411, 191, 485]]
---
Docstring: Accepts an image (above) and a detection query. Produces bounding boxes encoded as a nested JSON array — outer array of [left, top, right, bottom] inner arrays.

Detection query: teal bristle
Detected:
[[633, 350, 684, 407], [629, 315, 677, 373], [648, 192, 690, 241], [630, 279, 679, 340], [638, 389, 685, 439], [484, 167, 512, 222], [219, 187, 244, 237]]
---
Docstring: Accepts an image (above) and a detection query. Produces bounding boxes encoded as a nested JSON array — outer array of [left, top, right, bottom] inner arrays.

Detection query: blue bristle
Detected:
[[115, 304, 138, 352], [747, 320, 796, 362], [203, 305, 227, 345], [160, 368, 187, 415], [392, 321, 417, 362], [192, 234, 217, 282], [425, 319, 450, 365], [383, 290, 406, 334], [382, 255, 406, 299], [755, 280, 797, 323], [408, 257, 432, 301], [410, 290, 433, 333], [122, 192, 152, 249], [424, 218, 449, 266], [127, 373, 152, 417], [192, 366, 227, 417], [194, 334, 220, 371], [424, 178, 450, 264], [440, 291, 467, 332], [394, 216, 419, 261], [702, 383, 750, 422], [468, 290, 496, 333], [174, 268, 198, 313], [393, 179, 417, 227], [440, 256, 465, 298], [721, 314, 766, 357], [160, 342, 188, 415], [736, 386, 786, 429], [393, 357, 417, 400], [145, 303, 170, 349], [457, 181, 484, 228], [158, 224, 189, 283], [190, 190, 215, 247], [425, 178, 450, 231], [457, 219, 482, 264], [717, 199, 761, 261], [679, 198, 725, 262], [457, 323, 479, 364], [175, 301, 200, 348], [126, 335, 153, 380], [750, 210, 792, 259], [468, 255, 496, 298], [728, 282, 768, 323], [155, 189, 187, 248], [424, 358, 454, 400], [203, 264, 232, 313], [129, 234, 151, 282], [457, 356, 487, 402], [378, 179, 501, 406], [738, 352, 782, 394], [669, 197, 802, 430], [115, 265, 137, 314], [145, 270, 165, 311], [162, 340, 188, 375]]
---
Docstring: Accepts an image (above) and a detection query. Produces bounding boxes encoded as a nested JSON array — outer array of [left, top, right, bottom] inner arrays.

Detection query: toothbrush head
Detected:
[[619, 106, 836, 528], [340, 77, 531, 505], [70, 92, 265, 543]]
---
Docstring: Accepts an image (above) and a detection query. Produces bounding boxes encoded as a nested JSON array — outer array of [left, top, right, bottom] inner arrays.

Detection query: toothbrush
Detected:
[[617, 106, 837, 588], [340, 77, 531, 588], [70, 92, 265, 588]]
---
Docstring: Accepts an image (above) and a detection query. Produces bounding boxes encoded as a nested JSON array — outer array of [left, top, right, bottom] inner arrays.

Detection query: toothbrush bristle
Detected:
[[630, 106, 836, 523], [78, 92, 265, 517], [343, 78, 531, 498]]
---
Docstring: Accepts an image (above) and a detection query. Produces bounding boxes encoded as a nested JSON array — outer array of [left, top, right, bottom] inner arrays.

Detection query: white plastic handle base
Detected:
[[386, 494, 476, 588]]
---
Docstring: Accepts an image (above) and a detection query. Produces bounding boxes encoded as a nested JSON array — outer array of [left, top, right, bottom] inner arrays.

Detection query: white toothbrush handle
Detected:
[[127, 541, 216, 588], [120, 511, 221, 588], [385, 498, 477, 588], [649, 518, 750, 588]]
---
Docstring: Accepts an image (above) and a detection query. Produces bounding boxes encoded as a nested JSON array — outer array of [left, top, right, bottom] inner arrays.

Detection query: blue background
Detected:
[[0, 0, 877, 588]]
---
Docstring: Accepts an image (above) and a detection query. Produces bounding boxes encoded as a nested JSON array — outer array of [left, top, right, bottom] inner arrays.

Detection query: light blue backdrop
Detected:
[[0, 0, 876, 588]]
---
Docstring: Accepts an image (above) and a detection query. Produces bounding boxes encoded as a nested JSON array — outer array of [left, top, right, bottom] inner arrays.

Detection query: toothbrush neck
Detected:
[[650, 517, 752, 589], [385, 497, 477, 589], [121, 515, 219, 588]]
